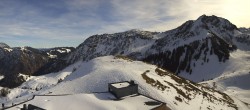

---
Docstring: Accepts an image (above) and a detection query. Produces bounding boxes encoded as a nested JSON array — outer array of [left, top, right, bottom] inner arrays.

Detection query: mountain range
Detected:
[[0, 15, 250, 110], [65, 15, 248, 82], [0, 43, 74, 88]]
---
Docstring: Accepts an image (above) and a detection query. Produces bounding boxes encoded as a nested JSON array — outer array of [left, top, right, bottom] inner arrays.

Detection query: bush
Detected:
[[57, 78, 63, 84], [0, 88, 9, 97], [175, 96, 183, 102], [72, 67, 77, 72]]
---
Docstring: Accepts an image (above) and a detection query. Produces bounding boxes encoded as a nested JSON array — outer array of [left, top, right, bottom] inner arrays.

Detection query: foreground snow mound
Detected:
[[9, 93, 165, 110], [2, 56, 241, 110]]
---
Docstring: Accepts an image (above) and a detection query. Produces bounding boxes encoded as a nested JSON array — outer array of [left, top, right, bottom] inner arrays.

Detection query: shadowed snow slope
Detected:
[[200, 50, 250, 110]]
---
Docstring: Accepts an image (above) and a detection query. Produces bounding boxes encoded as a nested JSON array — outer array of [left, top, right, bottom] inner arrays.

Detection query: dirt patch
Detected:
[[155, 68, 168, 76], [175, 96, 183, 102], [141, 70, 169, 91]]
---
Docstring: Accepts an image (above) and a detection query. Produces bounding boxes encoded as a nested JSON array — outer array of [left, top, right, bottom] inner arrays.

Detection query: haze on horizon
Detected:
[[0, 0, 249, 48]]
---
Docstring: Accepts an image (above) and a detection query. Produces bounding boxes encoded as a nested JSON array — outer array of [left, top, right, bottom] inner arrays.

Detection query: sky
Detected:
[[0, 0, 249, 48]]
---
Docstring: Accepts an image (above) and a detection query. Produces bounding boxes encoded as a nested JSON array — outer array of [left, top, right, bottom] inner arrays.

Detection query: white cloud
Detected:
[[106, 0, 250, 32], [0, 0, 249, 47]]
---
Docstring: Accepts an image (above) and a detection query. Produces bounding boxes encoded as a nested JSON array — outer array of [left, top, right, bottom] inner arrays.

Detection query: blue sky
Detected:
[[0, 0, 249, 48]]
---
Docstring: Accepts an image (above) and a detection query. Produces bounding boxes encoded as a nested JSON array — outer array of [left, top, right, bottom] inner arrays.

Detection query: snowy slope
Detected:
[[2, 56, 243, 110], [200, 50, 250, 109]]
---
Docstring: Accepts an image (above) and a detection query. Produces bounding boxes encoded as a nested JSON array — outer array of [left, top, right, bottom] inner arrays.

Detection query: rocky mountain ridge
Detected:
[[64, 15, 246, 82], [0, 44, 74, 88]]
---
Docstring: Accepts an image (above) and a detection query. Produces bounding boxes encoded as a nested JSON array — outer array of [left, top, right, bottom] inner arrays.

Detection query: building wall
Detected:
[[28, 104, 45, 110], [115, 85, 138, 98], [108, 84, 118, 98], [108, 83, 138, 99]]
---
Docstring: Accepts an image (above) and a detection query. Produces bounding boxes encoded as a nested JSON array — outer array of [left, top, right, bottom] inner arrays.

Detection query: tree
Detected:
[[0, 88, 9, 97]]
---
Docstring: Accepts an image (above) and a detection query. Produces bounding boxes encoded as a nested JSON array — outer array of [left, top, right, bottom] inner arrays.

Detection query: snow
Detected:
[[9, 93, 163, 110], [199, 50, 250, 109], [4, 48, 13, 52], [65, 48, 71, 53], [56, 49, 66, 53], [1, 56, 242, 110], [225, 87, 250, 104], [47, 52, 57, 58], [111, 82, 130, 88], [55, 48, 71, 53], [20, 47, 26, 51], [0, 75, 4, 80]]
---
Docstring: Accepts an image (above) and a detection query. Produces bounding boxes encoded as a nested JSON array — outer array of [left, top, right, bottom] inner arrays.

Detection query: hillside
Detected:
[[200, 50, 250, 109], [2, 56, 247, 110], [0, 44, 74, 88]]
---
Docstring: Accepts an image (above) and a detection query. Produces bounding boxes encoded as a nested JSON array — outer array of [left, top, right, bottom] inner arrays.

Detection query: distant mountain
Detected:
[[64, 15, 249, 82], [67, 29, 159, 63], [33, 47, 76, 76], [235, 27, 250, 50], [0, 42, 10, 48], [0, 45, 75, 88], [239, 27, 250, 34]]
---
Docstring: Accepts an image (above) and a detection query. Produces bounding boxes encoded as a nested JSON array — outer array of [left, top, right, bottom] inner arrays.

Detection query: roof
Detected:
[[110, 82, 130, 88]]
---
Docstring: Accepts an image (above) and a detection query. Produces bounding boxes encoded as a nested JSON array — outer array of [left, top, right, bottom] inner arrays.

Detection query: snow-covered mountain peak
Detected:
[[67, 29, 159, 63], [63, 15, 243, 83], [150, 15, 238, 52], [197, 15, 236, 29]]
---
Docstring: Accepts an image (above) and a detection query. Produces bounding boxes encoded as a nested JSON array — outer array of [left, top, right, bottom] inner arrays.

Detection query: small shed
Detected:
[[108, 80, 138, 99]]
